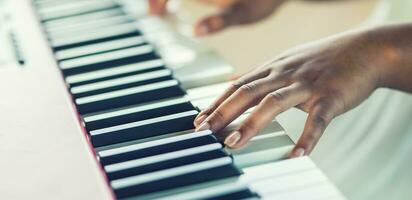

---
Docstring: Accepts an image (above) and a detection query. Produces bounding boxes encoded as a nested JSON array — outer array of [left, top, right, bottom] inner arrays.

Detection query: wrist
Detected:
[[355, 25, 402, 90], [365, 24, 412, 90]]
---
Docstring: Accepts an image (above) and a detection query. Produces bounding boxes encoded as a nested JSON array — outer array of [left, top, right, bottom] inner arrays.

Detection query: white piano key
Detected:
[[70, 69, 172, 94], [241, 157, 315, 182], [228, 135, 293, 168], [51, 23, 138, 47], [55, 36, 145, 60], [47, 15, 132, 36], [39, 0, 115, 20], [41, 0, 108, 12], [43, 8, 122, 29], [251, 130, 285, 141], [65, 59, 164, 85], [105, 143, 223, 173], [186, 82, 231, 100], [249, 170, 327, 196], [50, 21, 137, 41], [191, 94, 255, 113], [75, 79, 179, 105], [38, 0, 105, 15], [190, 96, 216, 110], [35, 0, 87, 8], [60, 45, 153, 70], [84, 97, 189, 123], [98, 130, 212, 158], [35, 0, 79, 7], [262, 183, 345, 200], [90, 110, 198, 136], [152, 182, 248, 200], [110, 157, 232, 190], [136, 157, 345, 200]]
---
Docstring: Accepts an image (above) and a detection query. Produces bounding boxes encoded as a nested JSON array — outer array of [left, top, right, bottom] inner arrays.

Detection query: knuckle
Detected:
[[238, 83, 257, 97], [231, 81, 245, 90], [267, 91, 285, 104]]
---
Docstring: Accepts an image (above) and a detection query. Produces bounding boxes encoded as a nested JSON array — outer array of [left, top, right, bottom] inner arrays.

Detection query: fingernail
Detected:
[[195, 24, 209, 36], [290, 148, 305, 157], [196, 121, 210, 132], [224, 131, 241, 148], [194, 114, 207, 127]]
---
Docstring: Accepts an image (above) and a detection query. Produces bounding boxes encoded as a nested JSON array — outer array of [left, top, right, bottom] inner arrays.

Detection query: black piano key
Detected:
[[84, 100, 196, 131], [66, 60, 166, 88], [113, 158, 241, 199], [70, 70, 174, 98], [204, 189, 258, 200], [60, 47, 157, 76], [53, 31, 141, 52], [75, 80, 185, 115], [90, 110, 198, 147], [99, 133, 217, 165], [106, 149, 228, 180]]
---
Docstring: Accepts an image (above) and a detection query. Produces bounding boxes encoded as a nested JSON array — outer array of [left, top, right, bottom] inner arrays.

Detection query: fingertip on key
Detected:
[[196, 121, 210, 132], [194, 114, 207, 127], [224, 131, 241, 148], [289, 147, 306, 158]]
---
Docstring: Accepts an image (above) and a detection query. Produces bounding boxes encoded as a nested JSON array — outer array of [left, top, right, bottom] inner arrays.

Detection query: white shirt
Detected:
[[278, 0, 412, 199]]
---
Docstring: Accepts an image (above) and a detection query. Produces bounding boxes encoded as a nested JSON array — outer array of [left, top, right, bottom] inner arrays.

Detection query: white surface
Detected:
[[0, 1, 111, 199]]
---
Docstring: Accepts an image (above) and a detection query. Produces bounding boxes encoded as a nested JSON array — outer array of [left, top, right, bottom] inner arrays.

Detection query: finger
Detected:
[[225, 82, 311, 148], [194, 55, 301, 126], [289, 99, 337, 157], [196, 75, 289, 134], [193, 68, 271, 126], [148, 0, 168, 15]]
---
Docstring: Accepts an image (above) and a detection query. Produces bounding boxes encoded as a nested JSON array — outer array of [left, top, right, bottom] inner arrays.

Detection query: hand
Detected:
[[148, 0, 287, 36], [194, 28, 397, 157]]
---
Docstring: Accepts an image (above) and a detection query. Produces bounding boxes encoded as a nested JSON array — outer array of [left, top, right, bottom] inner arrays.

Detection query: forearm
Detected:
[[367, 23, 412, 93]]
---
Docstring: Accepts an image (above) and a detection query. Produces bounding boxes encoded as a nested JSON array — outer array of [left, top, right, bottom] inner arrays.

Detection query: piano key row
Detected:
[[34, 2, 246, 200], [136, 157, 345, 200], [30, 1, 329, 200]]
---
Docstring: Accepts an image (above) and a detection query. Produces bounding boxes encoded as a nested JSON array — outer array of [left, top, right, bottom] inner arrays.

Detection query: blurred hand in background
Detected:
[[148, 0, 287, 36]]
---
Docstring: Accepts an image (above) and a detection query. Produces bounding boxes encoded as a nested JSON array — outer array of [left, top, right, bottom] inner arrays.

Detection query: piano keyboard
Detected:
[[31, 0, 345, 199]]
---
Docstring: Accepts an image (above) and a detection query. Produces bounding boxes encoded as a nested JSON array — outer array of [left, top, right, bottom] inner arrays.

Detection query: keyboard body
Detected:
[[0, 0, 345, 199]]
